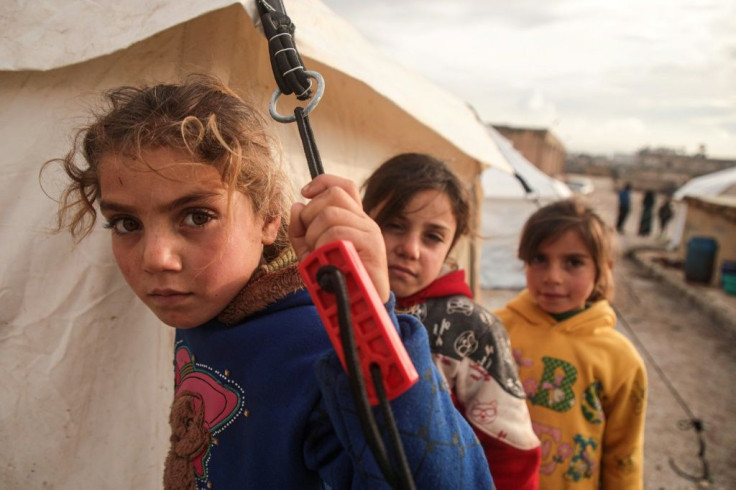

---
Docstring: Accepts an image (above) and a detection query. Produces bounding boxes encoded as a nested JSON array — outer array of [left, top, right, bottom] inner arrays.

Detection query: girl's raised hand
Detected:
[[289, 174, 390, 303]]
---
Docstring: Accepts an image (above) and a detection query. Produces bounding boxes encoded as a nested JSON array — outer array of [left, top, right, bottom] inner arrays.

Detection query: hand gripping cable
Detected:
[[256, 2, 417, 488]]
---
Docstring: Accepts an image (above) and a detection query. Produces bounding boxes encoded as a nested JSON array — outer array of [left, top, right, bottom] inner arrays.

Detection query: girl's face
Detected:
[[374, 190, 457, 298], [98, 147, 280, 328], [525, 229, 597, 314]]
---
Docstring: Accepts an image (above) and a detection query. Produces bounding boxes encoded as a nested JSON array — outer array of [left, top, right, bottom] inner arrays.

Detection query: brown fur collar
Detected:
[[217, 247, 304, 325]]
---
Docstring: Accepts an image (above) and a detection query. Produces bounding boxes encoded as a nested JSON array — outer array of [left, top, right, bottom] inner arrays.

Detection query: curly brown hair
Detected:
[[43, 74, 293, 255]]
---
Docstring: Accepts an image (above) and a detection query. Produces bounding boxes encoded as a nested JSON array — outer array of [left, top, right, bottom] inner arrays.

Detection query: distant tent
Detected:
[[480, 127, 572, 289], [667, 166, 736, 250], [0, 0, 513, 487]]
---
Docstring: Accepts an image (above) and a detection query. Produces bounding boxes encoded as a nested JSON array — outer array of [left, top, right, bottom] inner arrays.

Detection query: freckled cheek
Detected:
[[110, 245, 137, 284]]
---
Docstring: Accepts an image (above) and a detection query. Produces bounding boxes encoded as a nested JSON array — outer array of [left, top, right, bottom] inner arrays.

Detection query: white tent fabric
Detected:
[[480, 127, 572, 289], [0, 0, 511, 179], [0, 1, 513, 487], [667, 166, 736, 250], [672, 166, 736, 201]]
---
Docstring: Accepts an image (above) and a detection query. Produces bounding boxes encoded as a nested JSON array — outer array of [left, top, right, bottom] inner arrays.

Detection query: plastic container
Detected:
[[723, 275, 736, 295], [721, 260, 736, 295], [684, 236, 718, 284]]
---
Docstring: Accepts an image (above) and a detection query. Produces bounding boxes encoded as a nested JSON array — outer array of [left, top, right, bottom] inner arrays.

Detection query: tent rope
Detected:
[[255, 2, 414, 488]]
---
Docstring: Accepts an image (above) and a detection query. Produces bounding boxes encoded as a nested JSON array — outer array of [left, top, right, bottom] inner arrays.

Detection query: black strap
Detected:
[[257, 0, 312, 100], [295, 107, 324, 178], [256, 5, 413, 488]]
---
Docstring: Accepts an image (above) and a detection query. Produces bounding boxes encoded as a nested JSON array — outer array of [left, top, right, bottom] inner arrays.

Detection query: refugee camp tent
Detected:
[[667, 166, 736, 250], [0, 1, 514, 487], [480, 127, 572, 289]]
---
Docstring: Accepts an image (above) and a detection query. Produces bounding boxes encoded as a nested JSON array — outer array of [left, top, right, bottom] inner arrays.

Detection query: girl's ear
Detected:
[[261, 215, 281, 246]]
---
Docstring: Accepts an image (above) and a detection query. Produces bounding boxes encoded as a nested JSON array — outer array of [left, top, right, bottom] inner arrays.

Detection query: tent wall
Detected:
[[478, 131, 572, 290], [677, 197, 736, 285], [480, 197, 543, 289], [1, 4, 494, 487]]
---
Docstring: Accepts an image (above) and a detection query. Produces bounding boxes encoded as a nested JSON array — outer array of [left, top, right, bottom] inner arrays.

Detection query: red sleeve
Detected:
[[453, 393, 540, 490], [476, 429, 540, 490]]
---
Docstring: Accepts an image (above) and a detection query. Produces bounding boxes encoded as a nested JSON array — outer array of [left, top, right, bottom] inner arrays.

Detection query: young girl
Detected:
[[46, 76, 494, 489], [494, 198, 647, 489], [362, 153, 542, 490]]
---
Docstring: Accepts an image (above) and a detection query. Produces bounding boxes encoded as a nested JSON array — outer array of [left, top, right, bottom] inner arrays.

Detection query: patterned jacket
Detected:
[[397, 270, 541, 490]]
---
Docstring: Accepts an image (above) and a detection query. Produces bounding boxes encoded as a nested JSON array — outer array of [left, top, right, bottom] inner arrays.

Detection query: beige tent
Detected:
[[0, 1, 511, 487]]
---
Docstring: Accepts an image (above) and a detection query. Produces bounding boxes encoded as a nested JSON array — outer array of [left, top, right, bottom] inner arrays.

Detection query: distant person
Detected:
[[362, 153, 542, 490], [615, 182, 632, 233], [657, 195, 674, 238], [638, 190, 656, 236], [494, 198, 647, 489]]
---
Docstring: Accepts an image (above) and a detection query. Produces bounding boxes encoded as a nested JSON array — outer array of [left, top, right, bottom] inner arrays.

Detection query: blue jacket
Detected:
[[167, 263, 494, 489]]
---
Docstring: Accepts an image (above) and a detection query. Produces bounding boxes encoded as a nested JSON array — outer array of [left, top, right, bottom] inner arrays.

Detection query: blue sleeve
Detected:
[[308, 293, 495, 489]]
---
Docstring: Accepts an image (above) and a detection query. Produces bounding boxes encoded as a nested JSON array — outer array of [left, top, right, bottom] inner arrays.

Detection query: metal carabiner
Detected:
[[269, 70, 325, 123]]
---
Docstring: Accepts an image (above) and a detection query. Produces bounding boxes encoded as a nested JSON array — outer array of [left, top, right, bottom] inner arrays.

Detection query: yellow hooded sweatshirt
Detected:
[[495, 290, 646, 489]]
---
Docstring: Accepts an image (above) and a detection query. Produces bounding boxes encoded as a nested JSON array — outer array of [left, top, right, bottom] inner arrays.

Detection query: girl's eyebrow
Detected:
[[425, 222, 452, 233], [563, 252, 591, 259], [100, 191, 222, 213]]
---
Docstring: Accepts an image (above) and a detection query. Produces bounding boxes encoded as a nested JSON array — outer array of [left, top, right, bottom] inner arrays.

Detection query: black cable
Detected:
[[295, 107, 324, 179], [317, 266, 404, 488], [256, 4, 414, 487], [613, 302, 712, 484], [370, 364, 416, 490], [256, 0, 312, 99]]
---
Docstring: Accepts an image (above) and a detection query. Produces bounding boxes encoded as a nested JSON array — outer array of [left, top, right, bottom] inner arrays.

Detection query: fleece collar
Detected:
[[218, 247, 305, 325], [396, 269, 473, 309]]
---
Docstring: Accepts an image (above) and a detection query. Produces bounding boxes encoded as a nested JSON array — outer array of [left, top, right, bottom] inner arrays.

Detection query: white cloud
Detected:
[[321, 0, 736, 158]]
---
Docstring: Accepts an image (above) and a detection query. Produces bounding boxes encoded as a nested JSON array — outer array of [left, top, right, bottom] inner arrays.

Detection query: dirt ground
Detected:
[[481, 176, 736, 489]]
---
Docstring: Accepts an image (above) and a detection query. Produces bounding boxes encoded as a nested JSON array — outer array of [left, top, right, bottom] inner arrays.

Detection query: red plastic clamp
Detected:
[[299, 240, 419, 405]]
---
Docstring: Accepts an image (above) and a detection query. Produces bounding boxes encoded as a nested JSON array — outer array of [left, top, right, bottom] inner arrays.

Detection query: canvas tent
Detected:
[[480, 126, 572, 289], [0, 1, 514, 487], [667, 166, 736, 250]]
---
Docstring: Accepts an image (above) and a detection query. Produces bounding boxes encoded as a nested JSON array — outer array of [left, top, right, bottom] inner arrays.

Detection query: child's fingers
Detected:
[[302, 205, 377, 251], [289, 174, 390, 301], [289, 187, 368, 258], [299, 188, 364, 229], [301, 174, 362, 204], [301, 206, 390, 302], [288, 202, 310, 260]]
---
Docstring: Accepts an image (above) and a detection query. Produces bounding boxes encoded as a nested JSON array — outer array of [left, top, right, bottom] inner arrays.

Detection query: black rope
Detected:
[[317, 266, 401, 488], [295, 107, 324, 179], [613, 297, 712, 485], [371, 364, 416, 490], [257, 0, 312, 100], [256, 3, 415, 487]]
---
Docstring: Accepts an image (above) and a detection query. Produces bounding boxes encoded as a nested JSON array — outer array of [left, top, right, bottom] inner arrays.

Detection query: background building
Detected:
[[492, 124, 566, 177]]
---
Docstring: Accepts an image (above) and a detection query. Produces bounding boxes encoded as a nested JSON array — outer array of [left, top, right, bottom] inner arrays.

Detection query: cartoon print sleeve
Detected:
[[600, 350, 647, 489], [433, 303, 540, 490], [311, 295, 495, 489]]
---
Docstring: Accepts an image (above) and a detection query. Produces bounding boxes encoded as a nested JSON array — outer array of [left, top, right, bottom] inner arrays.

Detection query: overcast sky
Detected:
[[320, 0, 735, 159]]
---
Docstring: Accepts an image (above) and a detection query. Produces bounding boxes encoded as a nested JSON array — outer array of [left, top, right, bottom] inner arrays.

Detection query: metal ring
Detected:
[[269, 70, 325, 123]]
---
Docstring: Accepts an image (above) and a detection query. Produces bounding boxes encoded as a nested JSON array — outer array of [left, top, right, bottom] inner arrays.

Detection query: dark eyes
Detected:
[[383, 222, 445, 244], [104, 209, 216, 235], [384, 222, 404, 232], [183, 210, 215, 227], [104, 217, 140, 235], [567, 257, 585, 267], [528, 255, 586, 268]]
